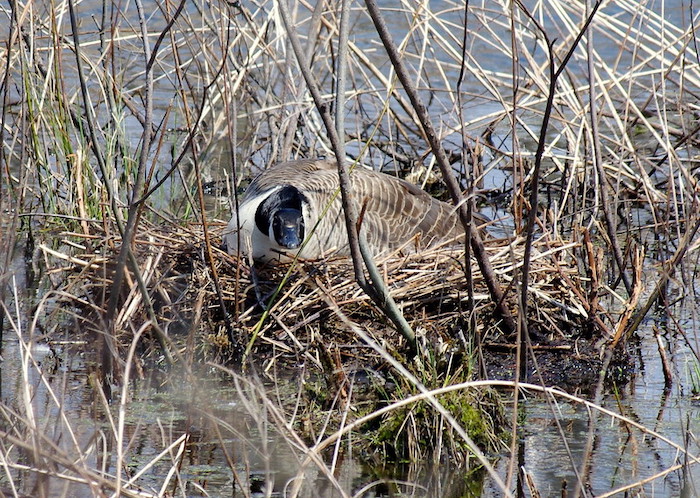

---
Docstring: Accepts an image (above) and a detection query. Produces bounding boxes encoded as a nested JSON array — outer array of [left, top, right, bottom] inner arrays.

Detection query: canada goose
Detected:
[[224, 158, 477, 261]]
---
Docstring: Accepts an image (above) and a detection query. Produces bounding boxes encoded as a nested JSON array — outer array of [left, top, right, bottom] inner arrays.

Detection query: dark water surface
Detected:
[[1, 305, 698, 496]]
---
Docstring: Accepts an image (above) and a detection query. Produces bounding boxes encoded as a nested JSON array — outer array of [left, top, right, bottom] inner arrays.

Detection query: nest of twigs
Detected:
[[39, 219, 612, 462], [42, 219, 603, 386], [174, 225, 594, 370]]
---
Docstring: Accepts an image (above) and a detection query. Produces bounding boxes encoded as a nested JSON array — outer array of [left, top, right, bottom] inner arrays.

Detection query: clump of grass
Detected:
[[686, 356, 700, 398], [367, 381, 506, 465]]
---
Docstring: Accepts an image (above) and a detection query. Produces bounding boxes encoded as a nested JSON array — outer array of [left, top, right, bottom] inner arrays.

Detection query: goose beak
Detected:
[[272, 208, 305, 250], [278, 224, 302, 249]]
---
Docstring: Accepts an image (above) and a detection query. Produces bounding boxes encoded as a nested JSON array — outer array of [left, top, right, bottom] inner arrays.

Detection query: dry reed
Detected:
[[1, 0, 699, 495]]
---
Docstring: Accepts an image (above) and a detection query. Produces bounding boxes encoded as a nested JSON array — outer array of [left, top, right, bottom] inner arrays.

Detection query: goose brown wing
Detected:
[[351, 168, 462, 252]]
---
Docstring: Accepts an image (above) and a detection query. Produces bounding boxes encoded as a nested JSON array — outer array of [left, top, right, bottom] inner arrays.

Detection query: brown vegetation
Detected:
[[1, 0, 699, 495]]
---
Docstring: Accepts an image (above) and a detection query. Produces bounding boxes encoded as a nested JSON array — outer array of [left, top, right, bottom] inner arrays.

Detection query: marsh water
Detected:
[[2, 0, 700, 496], [2, 267, 699, 496]]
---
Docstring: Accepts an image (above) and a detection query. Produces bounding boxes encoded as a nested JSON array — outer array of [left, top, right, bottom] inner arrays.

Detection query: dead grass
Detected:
[[38, 217, 596, 364], [2, 0, 700, 495]]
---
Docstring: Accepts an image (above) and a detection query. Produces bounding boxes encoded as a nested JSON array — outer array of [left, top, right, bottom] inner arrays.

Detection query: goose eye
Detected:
[[272, 208, 304, 249]]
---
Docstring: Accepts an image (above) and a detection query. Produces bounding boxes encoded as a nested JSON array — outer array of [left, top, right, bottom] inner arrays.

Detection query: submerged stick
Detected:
[[509, 4, 604, 494], [621, 211, 700, 341], [455, 1, 485, 376]]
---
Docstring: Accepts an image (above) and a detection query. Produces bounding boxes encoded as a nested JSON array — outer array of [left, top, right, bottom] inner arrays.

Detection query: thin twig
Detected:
[[515, 0, 603, 370], [586, 1, 632, 295], [277, 0, 417, 350], [363, 0, 516, 338]]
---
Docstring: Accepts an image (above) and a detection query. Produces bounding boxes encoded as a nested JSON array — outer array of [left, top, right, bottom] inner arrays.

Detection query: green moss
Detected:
[[370, 387, 504, 462]]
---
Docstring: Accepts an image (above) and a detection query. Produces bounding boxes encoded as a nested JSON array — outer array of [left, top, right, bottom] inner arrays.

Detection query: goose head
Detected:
[[255, 185, 306, 250], [224, 183, 314, 261]]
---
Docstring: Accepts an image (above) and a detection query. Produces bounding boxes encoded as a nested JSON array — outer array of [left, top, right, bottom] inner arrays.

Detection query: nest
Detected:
[[41, 220, 602, 387], [206, 237, 589, 338], [176, 225, 595, 371]]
